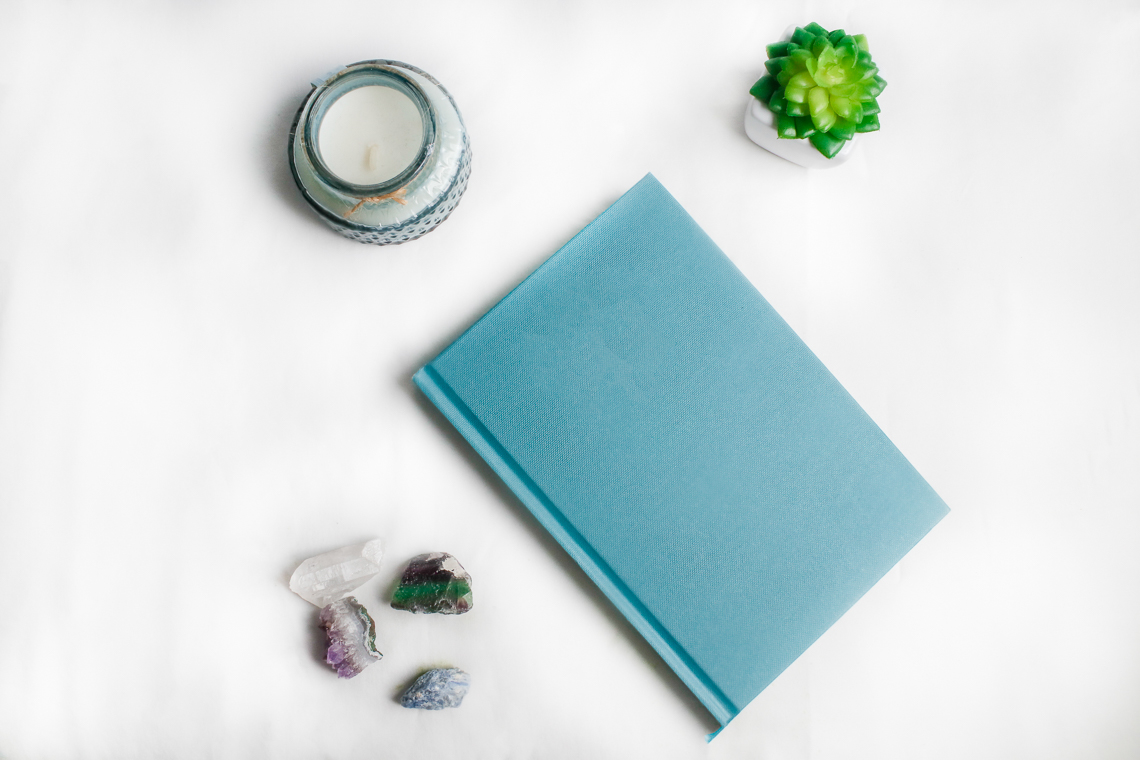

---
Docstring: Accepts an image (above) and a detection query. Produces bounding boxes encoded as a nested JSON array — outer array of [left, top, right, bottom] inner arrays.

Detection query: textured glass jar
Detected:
[[289, 60, 471, 245]]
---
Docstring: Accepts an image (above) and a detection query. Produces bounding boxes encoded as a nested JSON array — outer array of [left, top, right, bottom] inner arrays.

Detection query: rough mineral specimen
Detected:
[[319, 597, 382, 678], [390, 552, 473, 614], [289, 539, 384, 608], [400, 668, 471, 709]]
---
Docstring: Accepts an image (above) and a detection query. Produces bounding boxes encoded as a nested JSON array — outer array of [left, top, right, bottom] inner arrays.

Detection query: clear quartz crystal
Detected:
[[289, 539, 384, 607]]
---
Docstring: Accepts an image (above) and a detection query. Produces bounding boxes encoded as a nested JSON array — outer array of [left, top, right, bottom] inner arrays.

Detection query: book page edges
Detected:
[[414, 363, 739, 729]]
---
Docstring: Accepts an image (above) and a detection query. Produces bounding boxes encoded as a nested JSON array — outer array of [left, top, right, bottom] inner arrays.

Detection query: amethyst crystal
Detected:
[[400, 667, 471, 709], [319, 597, 381, 678], [390, 552, 473, 614]]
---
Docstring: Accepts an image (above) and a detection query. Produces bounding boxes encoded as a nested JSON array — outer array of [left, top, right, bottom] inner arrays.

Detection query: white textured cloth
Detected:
[[0, 1, 1137, 758]]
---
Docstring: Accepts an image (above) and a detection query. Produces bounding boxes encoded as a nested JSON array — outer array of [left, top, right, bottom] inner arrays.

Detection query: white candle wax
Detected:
[[318, 85, 424, 186]]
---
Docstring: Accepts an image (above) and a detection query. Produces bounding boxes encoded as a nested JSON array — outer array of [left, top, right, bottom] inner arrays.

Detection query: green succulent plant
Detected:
[[749, 22, 887, 159]]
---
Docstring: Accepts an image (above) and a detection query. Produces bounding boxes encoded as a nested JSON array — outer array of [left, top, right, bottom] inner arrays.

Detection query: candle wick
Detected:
[[366, 144, 381, 171], [345, 187, 408, 218]]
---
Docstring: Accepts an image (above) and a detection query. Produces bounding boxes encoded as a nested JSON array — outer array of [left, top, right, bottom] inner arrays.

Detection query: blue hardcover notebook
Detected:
[[414, 174, 948, 733]]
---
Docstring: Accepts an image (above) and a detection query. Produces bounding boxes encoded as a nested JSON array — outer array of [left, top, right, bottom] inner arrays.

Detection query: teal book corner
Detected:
[[414, 174, 949, 734]]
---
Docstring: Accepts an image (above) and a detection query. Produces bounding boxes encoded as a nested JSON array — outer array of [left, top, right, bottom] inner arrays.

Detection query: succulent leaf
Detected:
[[809, 130, 845, 158], [830, 118, 857, 140], [828, 82, 860, 99], [791, 27, 815, 46], [837, 36, 858, 59], [749, 21, 886, 157], [776, 113, 798, 138], [807, 86, 829, 116], [766, 42, 795, 58], [750, 75, 778, 103], [790, 48, 813, 68], [829, 94, 858, 121], [815, 110, 838, 133], [790, 71, 816, 89]]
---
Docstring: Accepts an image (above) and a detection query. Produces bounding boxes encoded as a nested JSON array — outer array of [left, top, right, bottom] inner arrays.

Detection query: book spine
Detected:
[[414, 363, 738, 728]]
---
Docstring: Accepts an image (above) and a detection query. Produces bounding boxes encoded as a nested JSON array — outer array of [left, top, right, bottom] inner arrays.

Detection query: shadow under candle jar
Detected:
[[289, 60, 471, 245]]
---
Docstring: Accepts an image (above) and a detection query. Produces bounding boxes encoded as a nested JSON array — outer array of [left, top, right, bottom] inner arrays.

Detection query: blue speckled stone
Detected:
[[400, 667, 470, 710]]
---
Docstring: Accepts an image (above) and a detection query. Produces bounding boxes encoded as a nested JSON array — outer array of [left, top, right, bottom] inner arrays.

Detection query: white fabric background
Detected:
[[1, 1, 1137, 758]]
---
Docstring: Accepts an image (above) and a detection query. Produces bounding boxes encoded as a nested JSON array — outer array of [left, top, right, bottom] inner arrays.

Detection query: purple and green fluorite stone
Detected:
[[390, 552, 473, 615]]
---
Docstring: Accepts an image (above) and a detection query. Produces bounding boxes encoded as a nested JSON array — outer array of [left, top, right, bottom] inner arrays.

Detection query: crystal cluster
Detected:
[[319, 596, 382, 678], [286, 541, 473, 702], [390, 552, 473, 614], [289, 539, 385, 607], [400, 668, 471, 710]]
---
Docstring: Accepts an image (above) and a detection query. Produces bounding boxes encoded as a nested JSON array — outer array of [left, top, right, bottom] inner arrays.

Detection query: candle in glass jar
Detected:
[[290, 60, 471, 245], [318, 85, 424, 186]]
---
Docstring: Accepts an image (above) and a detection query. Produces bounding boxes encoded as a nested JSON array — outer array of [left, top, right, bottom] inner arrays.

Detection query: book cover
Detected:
[[414, 174, 949, 732]]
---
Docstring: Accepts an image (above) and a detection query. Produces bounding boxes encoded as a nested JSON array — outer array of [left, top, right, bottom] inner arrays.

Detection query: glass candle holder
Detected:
[[289, 60, 471, 245]]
